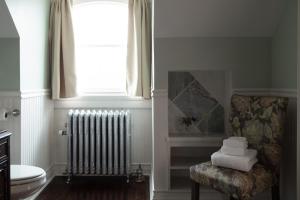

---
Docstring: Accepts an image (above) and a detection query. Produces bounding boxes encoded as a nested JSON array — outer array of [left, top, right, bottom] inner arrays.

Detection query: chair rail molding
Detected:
[[232, 88, 297, 98], [20, 89, 50, 98], [0, 89, 51, 98], [152, 89, 168, 98]]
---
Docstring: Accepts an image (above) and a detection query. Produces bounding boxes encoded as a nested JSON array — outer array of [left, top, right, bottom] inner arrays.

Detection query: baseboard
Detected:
[[53, 162, 152, 176], [31, 164, 55, 200], [45, 164, 55, 180], [152, 190, 225, 200]]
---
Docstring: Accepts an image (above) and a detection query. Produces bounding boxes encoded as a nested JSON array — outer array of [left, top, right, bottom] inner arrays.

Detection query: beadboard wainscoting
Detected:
[[0, 92, 21, 164], [0, 90, 54, 177], [53, 96, 152, 175], [20, 91, 54, 172]]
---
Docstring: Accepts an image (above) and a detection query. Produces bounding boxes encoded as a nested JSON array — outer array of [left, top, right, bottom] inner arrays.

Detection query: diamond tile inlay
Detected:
[[168, 71, 226, 136]]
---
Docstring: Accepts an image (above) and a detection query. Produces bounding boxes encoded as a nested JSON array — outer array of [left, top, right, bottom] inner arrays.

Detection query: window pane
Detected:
[[73, 1, 128, 94], [76, 46, 126, 93]]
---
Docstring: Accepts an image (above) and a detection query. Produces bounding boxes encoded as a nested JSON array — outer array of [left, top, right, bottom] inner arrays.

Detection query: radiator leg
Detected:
[[66, 174, 71, 184], [126, 175, 130, 183]]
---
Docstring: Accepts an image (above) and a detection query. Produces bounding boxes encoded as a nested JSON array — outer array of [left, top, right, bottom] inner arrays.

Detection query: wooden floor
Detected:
[[36, 176, 149, 200]]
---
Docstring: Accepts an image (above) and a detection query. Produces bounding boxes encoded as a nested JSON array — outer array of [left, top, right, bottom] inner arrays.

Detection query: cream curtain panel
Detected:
[[49, 0, 77, 99], [127, 0, 152, 99]]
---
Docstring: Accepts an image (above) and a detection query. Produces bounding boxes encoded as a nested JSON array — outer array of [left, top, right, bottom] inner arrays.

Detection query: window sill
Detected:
[[54, 94, 152, 109]]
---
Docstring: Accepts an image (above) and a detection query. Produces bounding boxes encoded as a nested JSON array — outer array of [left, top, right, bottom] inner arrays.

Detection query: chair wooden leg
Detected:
[[272, 184, 280, 200], [191, 180, 200, 200]]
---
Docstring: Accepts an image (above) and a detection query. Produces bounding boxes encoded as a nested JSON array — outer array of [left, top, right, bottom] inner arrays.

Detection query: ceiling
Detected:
[[154, 0, 285, 37]]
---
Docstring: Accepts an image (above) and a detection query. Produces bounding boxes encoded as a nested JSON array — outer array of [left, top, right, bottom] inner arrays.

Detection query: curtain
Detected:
[[49, 0, 77, 99], [127, 0, 152, 99]]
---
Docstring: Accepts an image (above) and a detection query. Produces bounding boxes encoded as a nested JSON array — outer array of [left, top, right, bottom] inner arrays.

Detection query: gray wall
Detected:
[[0, 0, 19, 90], [280, 98, 297, 200], [0, 38, 20, 90], [271, 0, 298, 199], [154, 37, 272, 89], [271, 0, 297, 89], [5, 0, 51, 91], [0, 0, 18, 38]]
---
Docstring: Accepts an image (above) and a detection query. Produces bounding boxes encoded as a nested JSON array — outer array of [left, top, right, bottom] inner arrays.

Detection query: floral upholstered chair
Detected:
[[190, 95, 289, 200]]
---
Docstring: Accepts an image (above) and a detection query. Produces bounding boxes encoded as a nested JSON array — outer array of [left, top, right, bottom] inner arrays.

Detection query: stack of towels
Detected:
[[211, 137, 258, 172]]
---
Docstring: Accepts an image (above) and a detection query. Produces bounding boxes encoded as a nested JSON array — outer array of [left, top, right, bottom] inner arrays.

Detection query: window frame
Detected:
[[72, 0, 129, 97], [73, 0, 128, 5]]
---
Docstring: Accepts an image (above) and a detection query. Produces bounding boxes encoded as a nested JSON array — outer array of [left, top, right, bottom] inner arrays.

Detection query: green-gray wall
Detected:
[[271, 0, 297, 89], [154, 37, 272, 89], [4, 0, 51, 91], [0, 38, 20, 90], [0, 0, 19, 90]]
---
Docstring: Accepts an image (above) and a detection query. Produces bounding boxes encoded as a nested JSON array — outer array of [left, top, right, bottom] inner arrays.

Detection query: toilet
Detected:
[[10, 165, 46, 200]]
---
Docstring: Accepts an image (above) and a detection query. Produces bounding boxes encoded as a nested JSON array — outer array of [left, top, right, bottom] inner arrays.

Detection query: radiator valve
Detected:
[[135, 164, 145, 183], [58, 130, 67, 136]]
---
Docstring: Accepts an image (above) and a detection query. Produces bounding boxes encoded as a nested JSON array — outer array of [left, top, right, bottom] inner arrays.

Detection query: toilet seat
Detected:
[[11, 165, 45, 182], [10, 165, 46, 200], [11, 172, 46, 185]]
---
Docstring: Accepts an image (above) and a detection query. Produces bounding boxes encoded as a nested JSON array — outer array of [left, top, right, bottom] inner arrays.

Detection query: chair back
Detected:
[[230, 95, 288, 176]]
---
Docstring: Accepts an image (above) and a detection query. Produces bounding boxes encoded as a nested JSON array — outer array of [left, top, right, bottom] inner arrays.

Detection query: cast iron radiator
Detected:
[[66, 110, 131, 181]]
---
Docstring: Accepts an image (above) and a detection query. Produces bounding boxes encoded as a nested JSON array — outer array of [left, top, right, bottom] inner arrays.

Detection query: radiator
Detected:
[[67, 110, 131, 178]]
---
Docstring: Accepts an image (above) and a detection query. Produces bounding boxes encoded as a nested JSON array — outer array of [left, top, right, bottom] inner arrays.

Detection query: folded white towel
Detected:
[[211, 149, 258, 172], [223, 137, 248, 149], [221, 146, 246, 156]]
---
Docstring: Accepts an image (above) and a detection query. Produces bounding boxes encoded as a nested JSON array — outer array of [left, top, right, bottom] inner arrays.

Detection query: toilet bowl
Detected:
[[11, 165, 46, 200]]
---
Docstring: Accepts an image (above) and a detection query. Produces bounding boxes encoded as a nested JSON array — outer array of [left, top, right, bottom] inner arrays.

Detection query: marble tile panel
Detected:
[[168, 72, 195, 100]]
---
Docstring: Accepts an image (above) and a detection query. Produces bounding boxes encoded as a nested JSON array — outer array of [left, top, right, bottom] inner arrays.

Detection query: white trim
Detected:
[[232, 88, 270, 96], [45, 164, 55, 180], [54, 96, 151, 109], [20, 89, 50, 99], [73, 0, 128, 5], [269, 89, 298, 98], [152, 88, 297, 99], [0, 90, 50, 98], [29, 164, 55, 199], [232, 88, 297, 98], [152, 89, 168, 98]]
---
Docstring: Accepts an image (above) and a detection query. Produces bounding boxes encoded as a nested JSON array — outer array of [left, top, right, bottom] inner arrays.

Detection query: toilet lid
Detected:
[[11, 165, 45, 181]]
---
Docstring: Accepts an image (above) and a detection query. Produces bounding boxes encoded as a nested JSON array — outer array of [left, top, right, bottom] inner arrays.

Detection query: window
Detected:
[[73, 0, 128, 94]]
